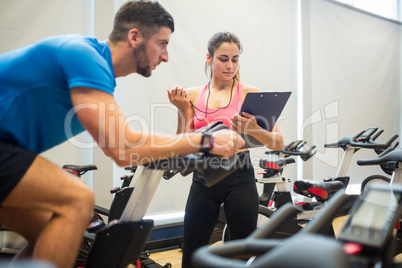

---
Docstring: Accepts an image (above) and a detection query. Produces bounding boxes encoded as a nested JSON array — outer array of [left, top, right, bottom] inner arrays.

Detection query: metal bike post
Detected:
[[120, 166, 165, 222], [390, 163, 402, 185], [336, 146, 355, 178]]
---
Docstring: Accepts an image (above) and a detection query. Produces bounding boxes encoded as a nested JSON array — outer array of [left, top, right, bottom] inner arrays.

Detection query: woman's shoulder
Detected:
[[185, 86, 203, 93], [240, 83, 260, 101], [240, 83, 260, 94], [185, 86, 204, 102]]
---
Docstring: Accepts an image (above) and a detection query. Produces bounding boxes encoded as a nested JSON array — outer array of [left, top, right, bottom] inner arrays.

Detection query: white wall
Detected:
[[0, 0, 95, 187], [1, 0, 400, 216], [110, 0, 298, 215], [302, 0, 401, 186]]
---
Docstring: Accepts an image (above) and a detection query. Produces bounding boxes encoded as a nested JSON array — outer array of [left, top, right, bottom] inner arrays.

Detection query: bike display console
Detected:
[[339, 183, 402, 257]]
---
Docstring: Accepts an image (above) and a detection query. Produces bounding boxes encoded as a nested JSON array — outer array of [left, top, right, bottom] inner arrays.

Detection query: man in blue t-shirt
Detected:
[[0, 1, 244, 267]]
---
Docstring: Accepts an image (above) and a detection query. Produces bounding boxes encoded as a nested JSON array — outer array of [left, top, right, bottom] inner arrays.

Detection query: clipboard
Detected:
[[239, 91, 291, 148]]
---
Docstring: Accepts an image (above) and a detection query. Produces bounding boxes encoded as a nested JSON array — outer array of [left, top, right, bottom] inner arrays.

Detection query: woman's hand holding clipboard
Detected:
[[236, 92, 291, 148]]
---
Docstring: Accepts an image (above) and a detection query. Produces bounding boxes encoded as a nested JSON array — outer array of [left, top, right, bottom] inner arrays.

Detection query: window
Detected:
[[334, 0, 401, 22]]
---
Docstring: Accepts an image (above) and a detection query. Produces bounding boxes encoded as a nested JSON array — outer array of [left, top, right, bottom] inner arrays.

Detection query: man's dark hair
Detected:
[[109, 0, 174, 43]]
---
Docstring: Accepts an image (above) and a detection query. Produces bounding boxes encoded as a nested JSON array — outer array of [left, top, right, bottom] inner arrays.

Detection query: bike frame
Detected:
[[390, 163, 402, 185]]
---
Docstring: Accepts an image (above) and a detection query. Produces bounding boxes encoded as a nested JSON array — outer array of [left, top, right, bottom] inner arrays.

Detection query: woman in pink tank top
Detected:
[[167, 31, 284, 268]]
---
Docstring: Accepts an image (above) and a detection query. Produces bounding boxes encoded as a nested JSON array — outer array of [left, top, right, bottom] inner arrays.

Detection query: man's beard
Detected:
[[134, 42, 152, 77]]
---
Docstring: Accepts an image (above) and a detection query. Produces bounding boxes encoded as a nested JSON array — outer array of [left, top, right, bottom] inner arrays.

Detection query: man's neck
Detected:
[[107, 39, 137, 78]]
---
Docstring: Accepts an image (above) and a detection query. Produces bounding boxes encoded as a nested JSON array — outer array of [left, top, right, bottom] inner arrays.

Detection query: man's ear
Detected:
[[128, 29, 142, 48]]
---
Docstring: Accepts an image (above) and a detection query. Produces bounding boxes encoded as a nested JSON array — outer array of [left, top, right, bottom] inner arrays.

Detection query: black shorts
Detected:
[[0, 139, 37, 205]]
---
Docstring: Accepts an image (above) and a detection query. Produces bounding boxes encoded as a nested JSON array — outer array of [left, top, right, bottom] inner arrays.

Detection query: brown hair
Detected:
[[205, 30, 243, 81]]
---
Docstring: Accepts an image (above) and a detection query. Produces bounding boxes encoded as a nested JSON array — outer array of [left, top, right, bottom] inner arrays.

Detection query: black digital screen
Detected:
[[339, 186, 402, 247]]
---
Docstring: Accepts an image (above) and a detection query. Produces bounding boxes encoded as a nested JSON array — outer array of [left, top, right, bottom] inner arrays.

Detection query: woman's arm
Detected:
[[167, 86, 199, 134], [231, 86, 284, 151], [232, 112, 284, 151]]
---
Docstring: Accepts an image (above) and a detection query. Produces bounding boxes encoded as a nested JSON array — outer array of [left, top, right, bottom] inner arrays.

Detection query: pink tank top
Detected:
[[193, 82, 243, 130]]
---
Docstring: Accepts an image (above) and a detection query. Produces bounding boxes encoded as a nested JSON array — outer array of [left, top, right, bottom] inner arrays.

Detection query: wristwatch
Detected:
[[200, 132, 214, 153]]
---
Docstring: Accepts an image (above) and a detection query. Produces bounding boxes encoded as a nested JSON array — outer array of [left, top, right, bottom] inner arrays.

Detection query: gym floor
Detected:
[[148, 248, 182, 268]]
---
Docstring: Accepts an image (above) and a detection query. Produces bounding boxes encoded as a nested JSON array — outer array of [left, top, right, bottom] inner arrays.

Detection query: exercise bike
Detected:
[[357, 147, 402, 259], [194, 142, 402, 267], [53, 163, 169, 267], [192, 182, 402, 268], [293, 127, 397, 204], [73, 124, 244, 268], [210, 139, 317, 243], [235, 127, 398, 240]]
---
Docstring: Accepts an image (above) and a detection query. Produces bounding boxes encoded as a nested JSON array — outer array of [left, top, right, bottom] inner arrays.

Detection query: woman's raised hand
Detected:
[[167, 86, 191, 111]]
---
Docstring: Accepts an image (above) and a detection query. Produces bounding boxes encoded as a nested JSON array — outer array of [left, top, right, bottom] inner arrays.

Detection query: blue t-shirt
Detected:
[[0, 35, 115, 153]]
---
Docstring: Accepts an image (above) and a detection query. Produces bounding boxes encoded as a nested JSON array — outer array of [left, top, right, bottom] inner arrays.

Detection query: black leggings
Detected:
[[181, 154, 259, 268]]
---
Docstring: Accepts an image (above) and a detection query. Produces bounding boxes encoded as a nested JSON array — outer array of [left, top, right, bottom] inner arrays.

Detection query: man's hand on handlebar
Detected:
[[209, 130, 245, 158]]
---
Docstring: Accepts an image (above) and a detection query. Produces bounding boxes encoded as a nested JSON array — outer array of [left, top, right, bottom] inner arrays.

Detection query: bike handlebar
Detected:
[[357, 148, 402, 167], [191, 191, 354, 268], [324, 128, 398, 150], [144, 152, 240, 187], [282, 145, 316, 161], [192, 192, 351, 268], [192, 204, 301, 268], [141, 121, 241, 187], [273, 140, 317, 161]]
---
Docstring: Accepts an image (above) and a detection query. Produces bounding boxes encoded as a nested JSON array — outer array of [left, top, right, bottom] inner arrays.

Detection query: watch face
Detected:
[[201, 133, 213, 153]]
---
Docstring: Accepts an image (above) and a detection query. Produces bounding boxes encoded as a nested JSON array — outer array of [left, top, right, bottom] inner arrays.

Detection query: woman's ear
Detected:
[[206, 53, 212, 65], [128, 29, 142, 48]]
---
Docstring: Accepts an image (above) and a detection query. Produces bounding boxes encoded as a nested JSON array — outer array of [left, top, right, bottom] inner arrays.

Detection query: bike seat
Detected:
[[259, 157, 296, 177], [63, 164, 97, 176], [293, 179, 345, 202]]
